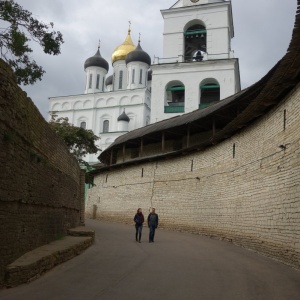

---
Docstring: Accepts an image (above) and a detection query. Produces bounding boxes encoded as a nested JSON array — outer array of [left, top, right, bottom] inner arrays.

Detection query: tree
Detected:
[[49, 115, 100, 166], [0, 0, 64, 85]]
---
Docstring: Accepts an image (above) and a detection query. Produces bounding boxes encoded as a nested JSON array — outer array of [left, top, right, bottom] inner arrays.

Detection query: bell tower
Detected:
[[151, 0, 240, 123]]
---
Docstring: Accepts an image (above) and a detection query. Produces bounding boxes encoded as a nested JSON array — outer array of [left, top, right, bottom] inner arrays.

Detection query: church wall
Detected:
[[87, 83, 300, 269], [49, 88, 150, 162], [209, 27, 230, 58], [151, 60, 238, 122], [74, 109, 93, 128], [0, 59, 84, 287]]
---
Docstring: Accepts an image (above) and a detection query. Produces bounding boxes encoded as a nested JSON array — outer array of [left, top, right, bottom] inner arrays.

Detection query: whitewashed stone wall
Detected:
[[86, 84, 300, 268]]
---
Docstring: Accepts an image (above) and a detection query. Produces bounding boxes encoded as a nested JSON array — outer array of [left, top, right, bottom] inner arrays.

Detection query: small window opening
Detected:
[[166, 86, 185, 105], [139, 69, 143, 84], [80, 121, 86, 129], [103, 120, 109, 133], [119, 70, 123, 89], [184, 24, 207, 62], [191, 159, 194, 172], [105, 174, 108, 183], [200, 83, 220, 108], [283, 109, 287, 131], [141, 168, 144, 177], [96, 74, 100, 89], [132, 69, 135, 83], [165, 84, 185, 113], [89, 74, 92, 89]]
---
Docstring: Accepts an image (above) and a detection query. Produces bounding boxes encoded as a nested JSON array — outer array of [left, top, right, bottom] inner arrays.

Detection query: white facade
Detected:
[[48, 0, 240, 163], [49, 30, 152, 164], [151, 0, 240, 122], [49, 88, 151, 163]]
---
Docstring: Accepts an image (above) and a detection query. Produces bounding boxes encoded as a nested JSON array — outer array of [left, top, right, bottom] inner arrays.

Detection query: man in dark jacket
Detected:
[[147, 208, 158, 243], [134, 208, 144, 243]]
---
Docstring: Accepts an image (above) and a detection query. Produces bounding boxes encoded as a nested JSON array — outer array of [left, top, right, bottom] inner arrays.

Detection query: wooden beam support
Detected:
[[122, 144, 126, 162], [212, 115, 216, 137], [140, 138, 144, 157], [187, 125, 190, 148], [110, 150, 113, 165], [162, 131, 165, 152]]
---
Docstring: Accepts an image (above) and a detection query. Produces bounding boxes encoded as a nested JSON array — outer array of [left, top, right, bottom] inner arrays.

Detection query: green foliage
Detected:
[[49, 115, 100, 165], [0, 0, 64, 84], [85, 168, 95, 185]]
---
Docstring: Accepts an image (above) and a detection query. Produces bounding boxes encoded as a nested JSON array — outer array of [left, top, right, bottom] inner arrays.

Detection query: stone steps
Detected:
[[5, 227, 95, 288]]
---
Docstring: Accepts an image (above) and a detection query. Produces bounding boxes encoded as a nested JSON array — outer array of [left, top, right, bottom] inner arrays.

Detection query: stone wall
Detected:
[[87, 83, 300, 269], [0, 59, 84, 287]]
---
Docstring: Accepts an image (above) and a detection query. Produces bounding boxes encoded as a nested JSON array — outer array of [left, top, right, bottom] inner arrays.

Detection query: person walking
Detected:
[[148, 208, 158, 243], [133, 208, 144, 243]]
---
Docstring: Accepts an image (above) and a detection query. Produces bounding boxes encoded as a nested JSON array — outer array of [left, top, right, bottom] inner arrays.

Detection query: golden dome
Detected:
[[111, 29, 136, 64]]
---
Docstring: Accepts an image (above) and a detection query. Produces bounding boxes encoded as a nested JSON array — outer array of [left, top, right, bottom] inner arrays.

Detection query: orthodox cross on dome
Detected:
[[98, 39, 100, 49], [139, 33, 141, 43], [128, 21, 131, 34]]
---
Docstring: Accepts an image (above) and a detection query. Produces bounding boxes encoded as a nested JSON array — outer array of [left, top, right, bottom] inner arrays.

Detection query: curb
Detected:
[[5, 227, 95, 288]]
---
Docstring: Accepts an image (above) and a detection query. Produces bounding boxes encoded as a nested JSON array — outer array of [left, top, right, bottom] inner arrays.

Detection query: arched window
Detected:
[[103, 120, 109, 133], [119, 71, 123, 89], [88, 74, 92, 89], [96, 74, 100, 89], [200, 80, 220, 108], [165, 81, 185, 113], [80, 121, 86, 129], [139, 69, 143, 84], [184, 23, 207, 62]]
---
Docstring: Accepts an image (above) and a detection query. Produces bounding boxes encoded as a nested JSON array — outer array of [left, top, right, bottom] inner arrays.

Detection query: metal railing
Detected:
[[164, 106, 185, 113], [153, 51, 234, 65]]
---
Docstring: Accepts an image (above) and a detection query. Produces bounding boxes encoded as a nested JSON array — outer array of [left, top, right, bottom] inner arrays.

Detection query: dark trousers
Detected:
[[135, 224, 143, 241], [149, 225, 156, 242]]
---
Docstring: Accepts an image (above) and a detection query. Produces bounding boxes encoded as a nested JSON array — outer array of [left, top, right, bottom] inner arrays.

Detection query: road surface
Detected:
[[1, 219, 300, 300]]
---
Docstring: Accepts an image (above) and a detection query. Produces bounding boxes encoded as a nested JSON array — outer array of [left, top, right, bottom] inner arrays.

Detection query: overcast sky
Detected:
[[14, 0, 297, 120]]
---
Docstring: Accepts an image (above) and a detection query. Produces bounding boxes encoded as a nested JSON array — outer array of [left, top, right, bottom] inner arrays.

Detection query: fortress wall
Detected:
[[87, 83, 300, 269], [0, 60, 84, 287]]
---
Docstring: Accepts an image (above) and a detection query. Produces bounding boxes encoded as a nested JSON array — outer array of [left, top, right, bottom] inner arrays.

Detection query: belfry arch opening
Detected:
[[199, 79, 220, 108], [184, 22, 207, 62], [165, 81, 185, 113]]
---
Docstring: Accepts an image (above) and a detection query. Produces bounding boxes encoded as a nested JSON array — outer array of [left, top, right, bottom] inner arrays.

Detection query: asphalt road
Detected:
[[1, 219, 300, 300]]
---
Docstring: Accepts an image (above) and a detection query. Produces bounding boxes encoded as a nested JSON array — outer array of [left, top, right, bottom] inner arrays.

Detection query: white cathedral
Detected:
[[49, 0, 241, 164]]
